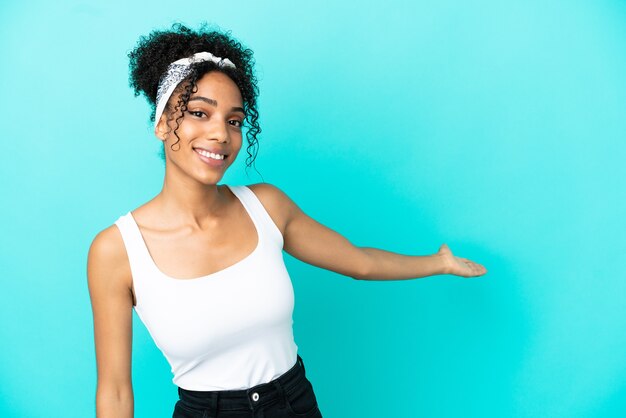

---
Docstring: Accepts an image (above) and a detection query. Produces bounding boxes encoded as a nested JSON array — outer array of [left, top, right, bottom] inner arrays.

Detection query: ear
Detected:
[[154, 113, 168, 141]]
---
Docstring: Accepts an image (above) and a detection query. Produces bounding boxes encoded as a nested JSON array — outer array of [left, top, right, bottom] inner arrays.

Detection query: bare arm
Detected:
[[360, 243, 488, 280], [262, 184, 487, 281], [359, 248, 447, 280], [254, 183, 370, 280], [87, 226, 135, 417]]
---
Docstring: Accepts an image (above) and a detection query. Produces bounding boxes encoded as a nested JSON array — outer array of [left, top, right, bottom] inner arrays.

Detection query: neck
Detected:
[[154, 166, 228, 229]]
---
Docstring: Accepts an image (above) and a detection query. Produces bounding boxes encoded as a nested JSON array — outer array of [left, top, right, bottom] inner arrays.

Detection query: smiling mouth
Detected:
[[193, 147, 229, 160]]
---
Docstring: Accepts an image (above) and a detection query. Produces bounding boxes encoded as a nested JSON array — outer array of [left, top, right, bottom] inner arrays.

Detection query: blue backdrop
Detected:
[[1, 0, 625, 417]]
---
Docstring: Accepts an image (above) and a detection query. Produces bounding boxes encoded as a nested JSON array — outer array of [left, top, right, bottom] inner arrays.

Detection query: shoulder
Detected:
[[244, 183, 297, 235], [245, 182, 289, 201], [87, 223, 133, 297], [88, 223, 127, 264]]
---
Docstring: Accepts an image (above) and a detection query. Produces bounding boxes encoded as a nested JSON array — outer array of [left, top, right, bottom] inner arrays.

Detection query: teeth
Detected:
[[196, 149, 225, 160]]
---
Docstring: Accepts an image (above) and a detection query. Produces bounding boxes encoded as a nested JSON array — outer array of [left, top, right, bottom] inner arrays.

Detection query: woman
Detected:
[[87, 22, 487, 418]]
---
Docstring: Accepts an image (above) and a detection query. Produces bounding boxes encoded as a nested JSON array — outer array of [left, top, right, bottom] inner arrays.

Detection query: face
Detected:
[[155, 71, 245, 185]]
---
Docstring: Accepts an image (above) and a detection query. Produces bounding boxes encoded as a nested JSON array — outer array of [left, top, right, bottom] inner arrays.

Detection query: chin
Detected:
[[197, 174, 224, 185]]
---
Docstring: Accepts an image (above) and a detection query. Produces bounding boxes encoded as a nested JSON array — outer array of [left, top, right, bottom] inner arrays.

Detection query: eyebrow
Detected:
[[188, 96, 246, 116]]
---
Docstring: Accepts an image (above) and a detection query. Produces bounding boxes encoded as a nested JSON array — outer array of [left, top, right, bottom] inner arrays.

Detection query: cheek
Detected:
[[227, 144, 243, 162], [166, 124, 198, 143], [234, 140, 245, 154]]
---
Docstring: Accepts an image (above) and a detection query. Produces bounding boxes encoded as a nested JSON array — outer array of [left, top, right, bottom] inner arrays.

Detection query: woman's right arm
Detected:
[[87, 226, 134, 417]]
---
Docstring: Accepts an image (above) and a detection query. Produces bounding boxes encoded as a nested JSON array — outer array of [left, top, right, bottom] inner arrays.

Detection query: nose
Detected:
[[204, 116, 230, 144]]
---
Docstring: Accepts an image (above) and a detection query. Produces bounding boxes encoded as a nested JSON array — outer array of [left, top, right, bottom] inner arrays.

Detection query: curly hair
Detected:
[[127, 21, 261, 174]]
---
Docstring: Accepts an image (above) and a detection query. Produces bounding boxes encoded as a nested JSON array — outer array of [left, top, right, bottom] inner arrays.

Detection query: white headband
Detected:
[[154, 51, 236, 130]]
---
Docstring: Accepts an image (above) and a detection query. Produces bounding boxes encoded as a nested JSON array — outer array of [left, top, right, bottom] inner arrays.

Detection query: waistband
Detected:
[[177, 354, 307, 412]]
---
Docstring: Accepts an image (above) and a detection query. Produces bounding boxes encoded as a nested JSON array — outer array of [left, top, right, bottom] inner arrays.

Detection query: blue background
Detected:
[[1, 0, 625, 417]]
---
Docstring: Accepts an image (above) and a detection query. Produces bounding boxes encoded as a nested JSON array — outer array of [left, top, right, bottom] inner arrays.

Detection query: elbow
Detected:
[[96, 384, 134, 417], [353, 248, 372, 281], [355, 269, 370, 281], [353, 266, 369, 281]]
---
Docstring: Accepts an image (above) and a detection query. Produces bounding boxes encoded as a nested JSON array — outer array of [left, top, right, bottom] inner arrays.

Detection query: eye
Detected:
[[188, 110, 206, 118], [229, 119, 243, 128]]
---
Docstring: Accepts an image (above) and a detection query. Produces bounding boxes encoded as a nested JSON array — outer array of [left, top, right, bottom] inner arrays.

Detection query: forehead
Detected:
[[192, 71, 243, 104]]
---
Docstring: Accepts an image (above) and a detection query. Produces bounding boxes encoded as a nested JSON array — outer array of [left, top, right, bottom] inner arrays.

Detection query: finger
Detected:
[[460, 258, 487, 275], [461, 261, 475, 276], [472, 263, 487, 276], [464, 261, 485, 277]]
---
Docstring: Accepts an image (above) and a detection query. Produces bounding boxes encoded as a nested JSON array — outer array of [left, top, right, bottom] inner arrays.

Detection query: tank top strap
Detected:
[[227, 184, 284, 249], [114, 212, 155, 280]]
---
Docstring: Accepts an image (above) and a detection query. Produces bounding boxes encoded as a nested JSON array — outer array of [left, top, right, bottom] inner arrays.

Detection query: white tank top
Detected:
[[113, 184, 299, 391]]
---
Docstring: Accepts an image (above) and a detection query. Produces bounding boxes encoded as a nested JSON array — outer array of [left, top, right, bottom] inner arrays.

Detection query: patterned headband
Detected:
[[154, 51, 236, 130]]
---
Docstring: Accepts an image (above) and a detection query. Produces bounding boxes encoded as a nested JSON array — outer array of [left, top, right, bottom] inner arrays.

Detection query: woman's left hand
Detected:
[[437, 243, 487, 278]]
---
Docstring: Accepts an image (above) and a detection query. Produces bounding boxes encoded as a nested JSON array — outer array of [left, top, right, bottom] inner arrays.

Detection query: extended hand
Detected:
[[437, 243, 487, 278]]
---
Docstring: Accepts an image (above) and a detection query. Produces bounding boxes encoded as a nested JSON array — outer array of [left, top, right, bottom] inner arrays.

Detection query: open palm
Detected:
[[437, 243, 487, 278]]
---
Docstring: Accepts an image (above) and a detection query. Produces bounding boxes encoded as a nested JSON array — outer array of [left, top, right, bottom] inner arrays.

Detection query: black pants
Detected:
[[172, 354, 323, 418]]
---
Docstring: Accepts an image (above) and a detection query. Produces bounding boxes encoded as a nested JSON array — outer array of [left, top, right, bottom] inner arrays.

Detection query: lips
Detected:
[[193, 146, 229, 158], [194, 148, 227, 167]]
